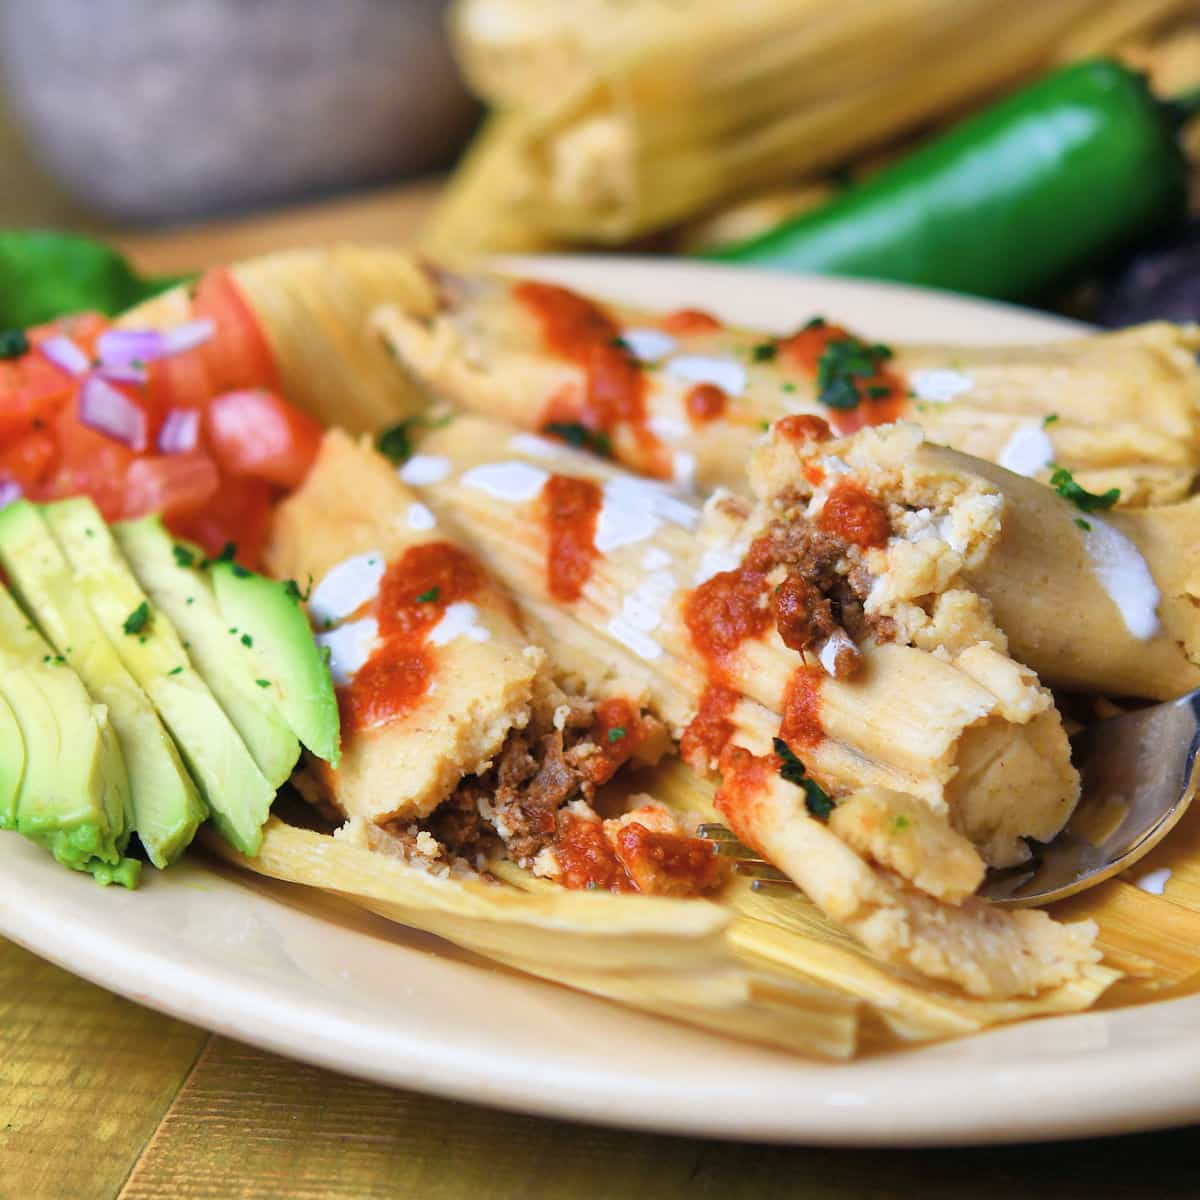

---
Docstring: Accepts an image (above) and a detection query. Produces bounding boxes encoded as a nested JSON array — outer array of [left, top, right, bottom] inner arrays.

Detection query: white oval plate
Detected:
[[3, 259, 1195, 1147]]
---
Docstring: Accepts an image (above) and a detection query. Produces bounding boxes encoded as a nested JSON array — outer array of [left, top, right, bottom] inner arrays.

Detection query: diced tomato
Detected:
[[0, 430, 58, 493], [46, 397, 136, 521], [148, 345, 214, 413], [204, 389, 321, 489], [168, 474, 274, 570], [192, 269, 279, 394], [121, 453, 221, 521]]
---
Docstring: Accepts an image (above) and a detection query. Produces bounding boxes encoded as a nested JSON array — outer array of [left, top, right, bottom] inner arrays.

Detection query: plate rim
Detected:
[[5, 258, 1195, 1148]]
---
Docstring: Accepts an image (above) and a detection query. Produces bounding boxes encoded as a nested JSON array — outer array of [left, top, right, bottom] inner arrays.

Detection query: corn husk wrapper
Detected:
[[446, 0, 1193, 242]]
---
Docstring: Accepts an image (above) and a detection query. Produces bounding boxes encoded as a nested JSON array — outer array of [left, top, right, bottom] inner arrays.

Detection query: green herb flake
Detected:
[[760, 421, 772, 432], [122, 602, 150, 636], [255, 679, 271, 688], [172, 544, 195, 568], [866, 385, 891, 400], [240, 634, 253, 647], [284, 576, 313, 603], [813, 335, 892, 413], [1043, 413, 1059, 427], [772, 737, 834, 819], [1049, 467, 1119, 514], [803, 316, 827, 331], [607, 727, 627, 744], [782, 382, 797, 394], [751, 342, 777, 363], [168, 666, 184, 676], [543, 421, 614, 459], [376, 418, 421, 465], [0, 328, 30, 359], [415, 587, 440, 604], [892, 815, 911, 833], [1075, 517, 1092, 532]]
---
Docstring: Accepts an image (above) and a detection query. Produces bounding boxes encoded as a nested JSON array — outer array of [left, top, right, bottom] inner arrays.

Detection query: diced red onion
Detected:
[[78, 376, 148, 451], [157, 407, 200, 454], [97, 318, 214, 367], [162, 318, 215, 355], [39, 334, 90, 377], [0, 480, 22, 510], [95, 327, 164, 366], [95, 361, 149, 385]]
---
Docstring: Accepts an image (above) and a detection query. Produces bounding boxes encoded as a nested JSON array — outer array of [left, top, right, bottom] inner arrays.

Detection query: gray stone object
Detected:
[[0, 0, 478, 222]]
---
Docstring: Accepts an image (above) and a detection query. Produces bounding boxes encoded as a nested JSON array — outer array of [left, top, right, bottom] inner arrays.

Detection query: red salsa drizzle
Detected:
[[778, 321, 908, 435], [684, 382, 727, 426], [555, 813, 720, 896], [540, 473, 602, 604], [780, 665, 824, 751], [680, 683, 738, 770], [816, 479, 890, 549], [682, 535, 774, 675], [338, 541, 482, 735], [661, 308, 722, 336], [588, 697, 644, 785], [513, 280, 671, 479], [776, 414, 832, 444]]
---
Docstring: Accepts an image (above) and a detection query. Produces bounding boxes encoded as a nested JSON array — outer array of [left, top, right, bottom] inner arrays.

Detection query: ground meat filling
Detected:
[[421, 699, 663, 867], [758, 487, 896, 679]]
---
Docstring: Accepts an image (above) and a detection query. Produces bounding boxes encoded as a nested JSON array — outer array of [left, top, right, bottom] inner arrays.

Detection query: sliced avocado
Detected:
[[209, 560, 340, 767], [113, 516, 300, 787], [0, 582, 136, 883], [0, 500, 203, 867], [0, 687, 24, 829], [45, 498, 277, 856]]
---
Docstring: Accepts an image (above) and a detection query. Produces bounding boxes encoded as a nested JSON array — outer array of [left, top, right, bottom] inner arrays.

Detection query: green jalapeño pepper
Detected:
[[705, 60, 1195, 303]]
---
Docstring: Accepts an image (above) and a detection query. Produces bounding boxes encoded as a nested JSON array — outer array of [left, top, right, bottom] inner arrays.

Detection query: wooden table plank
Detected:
[[0, 939, 209, 1200], [112, 1033, 1200, 1200]]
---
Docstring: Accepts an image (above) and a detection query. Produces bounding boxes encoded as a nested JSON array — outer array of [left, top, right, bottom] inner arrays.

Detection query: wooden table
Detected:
[[4, 105, 1200, 1200]]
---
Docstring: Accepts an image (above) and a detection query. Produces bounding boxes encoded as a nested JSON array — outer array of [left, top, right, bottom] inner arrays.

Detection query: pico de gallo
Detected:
[[0, 268, 321, 569]]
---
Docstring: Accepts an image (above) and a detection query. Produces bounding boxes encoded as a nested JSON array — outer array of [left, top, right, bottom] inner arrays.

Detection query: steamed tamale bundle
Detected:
[[440, 0, 1195, 247], [97, 248, 1200, 1057]]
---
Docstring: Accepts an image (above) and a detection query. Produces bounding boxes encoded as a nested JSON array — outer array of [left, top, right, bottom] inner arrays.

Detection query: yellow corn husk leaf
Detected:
[[232, 246, 435, 433], [203, 820, 859, 1058], [638, 758, 1118, 1043], [419, 111, 562, 258], [449, 0, 1195, 242]]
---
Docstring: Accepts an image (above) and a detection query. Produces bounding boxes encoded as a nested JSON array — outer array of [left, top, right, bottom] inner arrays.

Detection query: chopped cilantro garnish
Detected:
[[231, 564, 250, 579], [1075, 517, 1092, 532], [803, 316, 827, 331], [376, 417, 421, 465], [1043, 413, 1059, 427], [607, 727, 627, 744], [168, 666, 183, 676], [1049, 467, 1119, 513], [240, 633, 253, 647], [172, 544, 195, 568], [284, 576, 313, 603], [782, 382, 797, 394], [202, 542, 237, 569], [415, 587, 440, 604], [122, 602, 150, 636], [892, 815, 911, 833], [813, 336, 893, 413], [610, 335, 631, 353], [543, 422, 613, 459], [751, 342, 777, 362], [772, 737, 834, 819], [760, 421, 771, 431], [255, 679, 271, 688], [0, 329, 29, 359]]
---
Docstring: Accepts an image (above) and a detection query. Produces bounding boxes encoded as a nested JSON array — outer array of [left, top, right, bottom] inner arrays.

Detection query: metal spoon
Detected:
[[979, 689, 1200, 906]]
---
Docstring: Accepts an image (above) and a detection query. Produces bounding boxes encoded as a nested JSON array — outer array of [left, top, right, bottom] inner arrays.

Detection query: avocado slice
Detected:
[[0, 500, 203, 867], [0, 582, 137, 884], [209, 561, 340, 767], [0, 678, 24, 829], [44, 498, 277, 856], [113, 516, 300, 787]]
